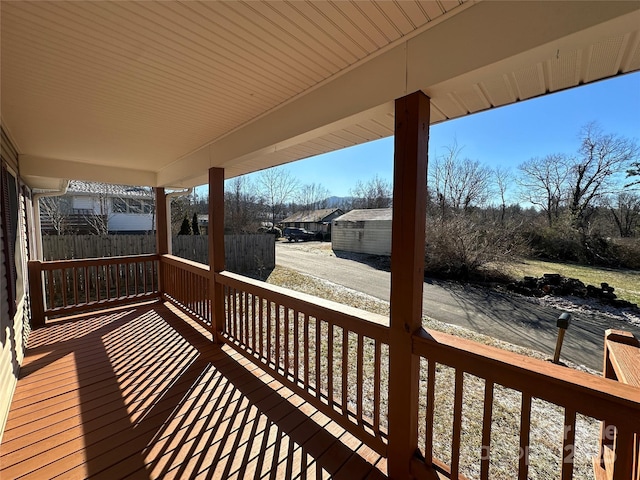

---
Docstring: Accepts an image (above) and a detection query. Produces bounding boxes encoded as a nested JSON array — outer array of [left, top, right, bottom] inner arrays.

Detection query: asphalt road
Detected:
[[275, 242, 640, 371]]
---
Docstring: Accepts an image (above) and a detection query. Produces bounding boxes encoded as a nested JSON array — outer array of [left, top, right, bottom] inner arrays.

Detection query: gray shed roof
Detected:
[[334, 208, 392, 222], [283, 208, 343, 224]]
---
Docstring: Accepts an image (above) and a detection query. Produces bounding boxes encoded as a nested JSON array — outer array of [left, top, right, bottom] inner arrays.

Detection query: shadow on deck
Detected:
[[0, 301, 387, 479]]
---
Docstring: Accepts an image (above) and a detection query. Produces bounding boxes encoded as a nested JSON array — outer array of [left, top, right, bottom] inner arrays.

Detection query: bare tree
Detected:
[[569, 122, 639, 231], [517, 154, 570, 227], [225, 176, 264, 234], [39, 196, 71, 235], [350, 175, 392, 209], [257, 167, 299, 228], [84, 189, 110, 235], [429, 142, 492, 216], [494, 166, 512, 226], [170, 195, 192, 235], [296, 183, 330, 211], [606, 192, 640, 238]]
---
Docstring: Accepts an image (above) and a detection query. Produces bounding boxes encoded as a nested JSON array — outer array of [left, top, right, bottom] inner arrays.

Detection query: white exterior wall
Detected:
[[331, 219, 392, 256], [108, 213, 154, 232]]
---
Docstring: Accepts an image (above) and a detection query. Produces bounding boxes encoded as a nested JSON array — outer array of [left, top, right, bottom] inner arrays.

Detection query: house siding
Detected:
[[332, 219, 392, 256], [0, 127, 31, 442], [109, 213, 154, 232]]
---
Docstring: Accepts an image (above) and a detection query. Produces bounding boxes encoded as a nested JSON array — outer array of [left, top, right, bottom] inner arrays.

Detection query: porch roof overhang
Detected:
[[1, 1, 639, 190]]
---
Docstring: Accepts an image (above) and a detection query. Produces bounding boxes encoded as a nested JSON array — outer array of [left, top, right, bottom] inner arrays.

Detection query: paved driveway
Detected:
[[275, 241, 640, 371]]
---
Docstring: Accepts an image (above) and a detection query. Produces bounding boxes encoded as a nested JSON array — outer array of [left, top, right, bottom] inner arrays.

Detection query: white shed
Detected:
[[332, 208, 392, 256]]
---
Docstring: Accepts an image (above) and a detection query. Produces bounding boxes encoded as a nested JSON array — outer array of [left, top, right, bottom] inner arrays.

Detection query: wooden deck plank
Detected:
[[0, 302, 387, 479]]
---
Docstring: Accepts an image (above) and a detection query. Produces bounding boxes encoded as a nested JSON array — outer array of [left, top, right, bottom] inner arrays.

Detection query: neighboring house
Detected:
[[41, 181, 155, 235], [281, 208, 344, 235], [332, 208, 392, 256]]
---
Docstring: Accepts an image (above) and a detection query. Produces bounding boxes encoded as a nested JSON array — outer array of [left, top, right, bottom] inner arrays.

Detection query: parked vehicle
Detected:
[[283, 227, 315, 242]]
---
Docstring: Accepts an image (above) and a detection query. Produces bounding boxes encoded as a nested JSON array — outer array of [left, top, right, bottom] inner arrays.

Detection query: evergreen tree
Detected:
[[178, 215, 191, 235], [192, 212, 200, 235]]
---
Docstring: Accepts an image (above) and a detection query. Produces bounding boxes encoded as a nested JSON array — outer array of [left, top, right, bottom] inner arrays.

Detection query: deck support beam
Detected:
[[388, 91, 430, 478], [155, 188, 168, 256], [208, 167, 225, 341], [155, 187, 168, 296]]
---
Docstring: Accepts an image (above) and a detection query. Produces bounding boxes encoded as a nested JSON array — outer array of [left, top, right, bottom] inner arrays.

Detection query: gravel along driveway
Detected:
[[275, 241, 640, 371]]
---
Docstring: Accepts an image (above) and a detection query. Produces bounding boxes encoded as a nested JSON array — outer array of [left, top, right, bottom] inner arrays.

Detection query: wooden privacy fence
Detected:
[[42, 234, 275, 274]]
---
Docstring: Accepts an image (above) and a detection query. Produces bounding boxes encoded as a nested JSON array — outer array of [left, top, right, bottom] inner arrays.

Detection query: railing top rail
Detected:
[[33, 254, 160, 270], [161, 254, 210, 277], [217, 271, 390, 342], [413, 328, 640, 430]]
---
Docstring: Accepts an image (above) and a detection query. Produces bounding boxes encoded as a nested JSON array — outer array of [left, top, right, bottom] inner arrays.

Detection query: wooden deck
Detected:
[[0, 301, 387, 480]]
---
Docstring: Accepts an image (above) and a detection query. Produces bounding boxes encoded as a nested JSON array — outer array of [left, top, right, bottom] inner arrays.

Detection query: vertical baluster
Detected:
[[562, 408, 576, 480], [251, 295, 260, 354], [356, 334, 364, 424], [480, 381, 494, 480], [342, 328, 348, 416], [374, 340, 381, 434], [424, 360, 436, 464], [293, 310, 299, 384], [267, 300, 272, 364], [124, 263, 130, 298], [73, 267, 79, 306], [134, 260, 139, 296], [451, 369, 464, 478], [315, 318, 321, 399], [518, 394, 532, 480], [233, 288, 238, 339], [284, 307, 290, 374], [153, 259, 158, 292], [245, 291, 251, 348], [106, 264, 111, 300], [96, 265, 101, 303], [84, 266, 90, 304], [116, 264, 121, 298], [240, 291, 245, 345], [225, 285, 230, 334], [61, 268, 68, 307], [142, 261, 147, 294], [328, 322, 334, 408], [259, 297, 265, 359], [304, 314, 309, 391], [615, 428, 637, 480], [275, 303, 281, 372], [47, 270, 55, 309]]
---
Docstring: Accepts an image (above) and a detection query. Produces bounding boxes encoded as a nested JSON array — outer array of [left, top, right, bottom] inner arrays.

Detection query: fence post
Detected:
[[28, 260, 45, 329], [209, 167, 225, 342], [388, 91, 431, 478]]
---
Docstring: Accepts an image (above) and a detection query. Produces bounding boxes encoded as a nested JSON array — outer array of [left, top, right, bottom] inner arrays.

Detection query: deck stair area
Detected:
[[593, 330, 640, 480]]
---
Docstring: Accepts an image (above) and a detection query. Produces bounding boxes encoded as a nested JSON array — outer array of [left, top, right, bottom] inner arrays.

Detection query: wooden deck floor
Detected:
[[0, 302, 388, 479]]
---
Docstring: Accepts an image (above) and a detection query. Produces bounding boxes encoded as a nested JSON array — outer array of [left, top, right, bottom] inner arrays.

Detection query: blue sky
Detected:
[[221, 72, 639, 198]]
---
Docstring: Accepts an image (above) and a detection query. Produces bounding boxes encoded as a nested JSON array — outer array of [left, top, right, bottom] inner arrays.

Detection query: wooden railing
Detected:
[[28, 254, 159, 325], [215, 270, 390, 455], [412, 328, 640, 480], [160, 255, 211, 329], [28, 253, 640, 478]]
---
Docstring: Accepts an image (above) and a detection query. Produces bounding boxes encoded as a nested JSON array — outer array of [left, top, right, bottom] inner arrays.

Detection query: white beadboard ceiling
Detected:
[[1, 1, 639, 189]]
